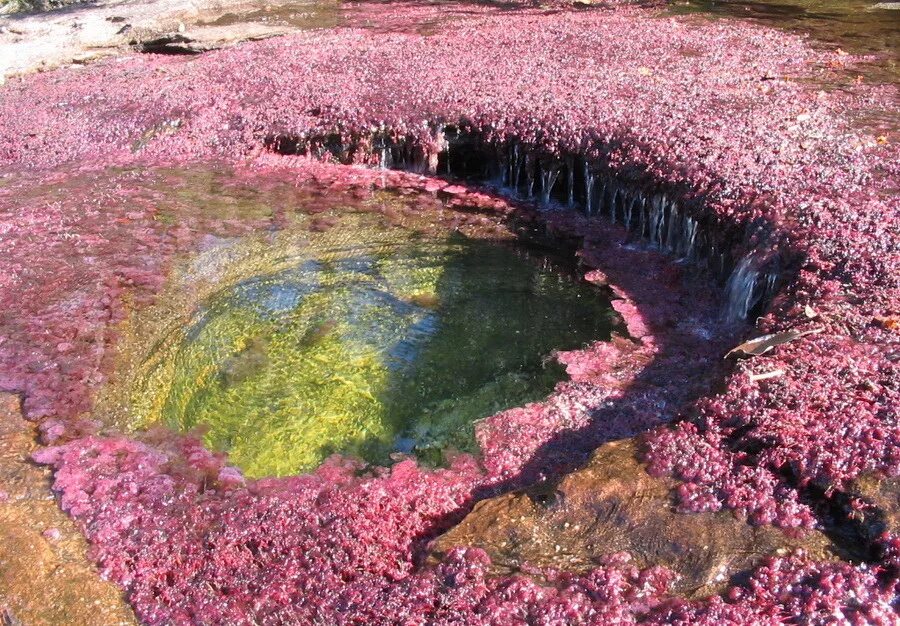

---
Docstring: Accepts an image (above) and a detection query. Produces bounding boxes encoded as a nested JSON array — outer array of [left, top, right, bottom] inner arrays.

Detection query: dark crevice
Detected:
[[135, 36, 204, 55]]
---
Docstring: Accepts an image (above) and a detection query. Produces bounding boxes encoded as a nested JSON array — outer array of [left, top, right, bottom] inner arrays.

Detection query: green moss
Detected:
[[113, 209, 613, 477]]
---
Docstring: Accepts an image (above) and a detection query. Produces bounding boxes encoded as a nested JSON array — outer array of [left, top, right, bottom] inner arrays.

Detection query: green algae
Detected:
[[91, 170, 614, 478], [147, 217, 612, 476]]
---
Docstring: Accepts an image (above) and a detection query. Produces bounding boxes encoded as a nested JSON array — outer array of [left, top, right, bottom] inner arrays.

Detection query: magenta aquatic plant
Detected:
[[0, 1, 897, 622]]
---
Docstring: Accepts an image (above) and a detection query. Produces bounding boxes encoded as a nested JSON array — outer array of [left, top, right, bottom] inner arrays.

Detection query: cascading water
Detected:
[[649, 194, 664, 246], [724, 253, 764, 322], [268, 130, 784, 322], [525, 152, 536, 198], [681, 216, 698, 260], [540, 162, 561, 206], [583, 161, 595, 215]]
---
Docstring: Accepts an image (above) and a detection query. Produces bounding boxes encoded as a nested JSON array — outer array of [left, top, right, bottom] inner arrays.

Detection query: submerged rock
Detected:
[[847, 474, 900, 546], [0, 393, 135, 625], [430, 438, 837, 599]]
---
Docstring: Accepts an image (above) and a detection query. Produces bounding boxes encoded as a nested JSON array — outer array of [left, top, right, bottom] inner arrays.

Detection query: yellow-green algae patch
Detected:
[[100, 205, 614, 477]]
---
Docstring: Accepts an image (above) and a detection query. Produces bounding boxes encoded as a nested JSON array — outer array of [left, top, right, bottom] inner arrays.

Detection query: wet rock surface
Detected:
[[0, 393, 135, 625], [848, 474, 900, 545], [430, 438, 838, 599]]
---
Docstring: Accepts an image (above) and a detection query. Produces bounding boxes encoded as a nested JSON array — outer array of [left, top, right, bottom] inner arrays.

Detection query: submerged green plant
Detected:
[[119, 211, 613, 477]]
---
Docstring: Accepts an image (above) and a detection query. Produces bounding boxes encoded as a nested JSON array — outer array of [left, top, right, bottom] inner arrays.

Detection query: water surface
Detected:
[[673, 0, 899, 84], [92, 171, 616, 477]]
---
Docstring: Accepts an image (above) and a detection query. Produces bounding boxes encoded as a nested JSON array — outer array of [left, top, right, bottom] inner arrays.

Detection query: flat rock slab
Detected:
[[0, 393, 136, 625], [430, 438, 838, 599], [0, 0, 335, 77]]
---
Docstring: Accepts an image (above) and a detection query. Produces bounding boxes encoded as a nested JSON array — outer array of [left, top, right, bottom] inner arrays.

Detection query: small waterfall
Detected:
[[498, 147, 509, 186], [761, 271, 779, 308], [583, 162, 595, 215], [525, 153, 536, 198], [638, 194, 647, 238], [434, 126, 448, 175], [622, 191, 634, 230], [598, 178, 608, 216], [682, 217, 698, 260], [615, 187, 625, 224], [540, 163, 561, 206], [648, 195, 664, 246], [625, 194, 638, 231], [609, 184, 618, 224], [665, 201, 679, 253], [376, 135, 392, 170], [508, 144, 522, 191], [724, 253, 763, 321]]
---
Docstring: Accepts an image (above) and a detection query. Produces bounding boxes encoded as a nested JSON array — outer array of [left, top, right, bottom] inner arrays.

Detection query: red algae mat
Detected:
[[0, 1, 898, 623]]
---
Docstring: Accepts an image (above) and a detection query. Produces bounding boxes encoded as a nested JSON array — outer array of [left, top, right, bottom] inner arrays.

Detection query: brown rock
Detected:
[[0, 393, 136, 626], [430, 438, 837, 598]]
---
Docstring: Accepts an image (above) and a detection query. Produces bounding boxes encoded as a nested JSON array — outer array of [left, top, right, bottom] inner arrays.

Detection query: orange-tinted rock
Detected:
[[430, 438, 837, 598], [0, 394, 136, 626]]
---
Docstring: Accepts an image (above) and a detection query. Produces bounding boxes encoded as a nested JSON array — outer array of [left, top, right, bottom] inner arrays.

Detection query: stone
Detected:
[[0, 0, 329, 77], [430, 438, 838, 598], [0, 393, 136, 625]]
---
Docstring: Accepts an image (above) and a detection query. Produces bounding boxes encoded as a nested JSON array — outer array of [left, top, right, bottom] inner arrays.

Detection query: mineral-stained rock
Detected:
[[0, 393, 136, 626], [430, 438, 838, 599]]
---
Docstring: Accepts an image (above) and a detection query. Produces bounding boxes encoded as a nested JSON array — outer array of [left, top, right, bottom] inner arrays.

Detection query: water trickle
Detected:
[[525, 152, 536, 198], [583, 162, 595, 215], [682, 216, 698, 260], [762, 271, 779, 307], [724, 253, 763, 321], [649, 194, 664, 246], [624, 193, 636, 230], [614, 187, 625, 224], [665, 201, 679, 253], [510, 144, 522, 190], [540, 162, 561, 206], [637, 193, 647, 238], [598, 178, 608, 216]]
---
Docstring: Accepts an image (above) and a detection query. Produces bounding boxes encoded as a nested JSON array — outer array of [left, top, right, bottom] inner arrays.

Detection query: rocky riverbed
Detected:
[[0, 0, 897, 624]]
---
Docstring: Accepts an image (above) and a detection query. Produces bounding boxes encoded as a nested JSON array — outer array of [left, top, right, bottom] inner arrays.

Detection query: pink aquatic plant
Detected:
[[0, 0, 897, 622]]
